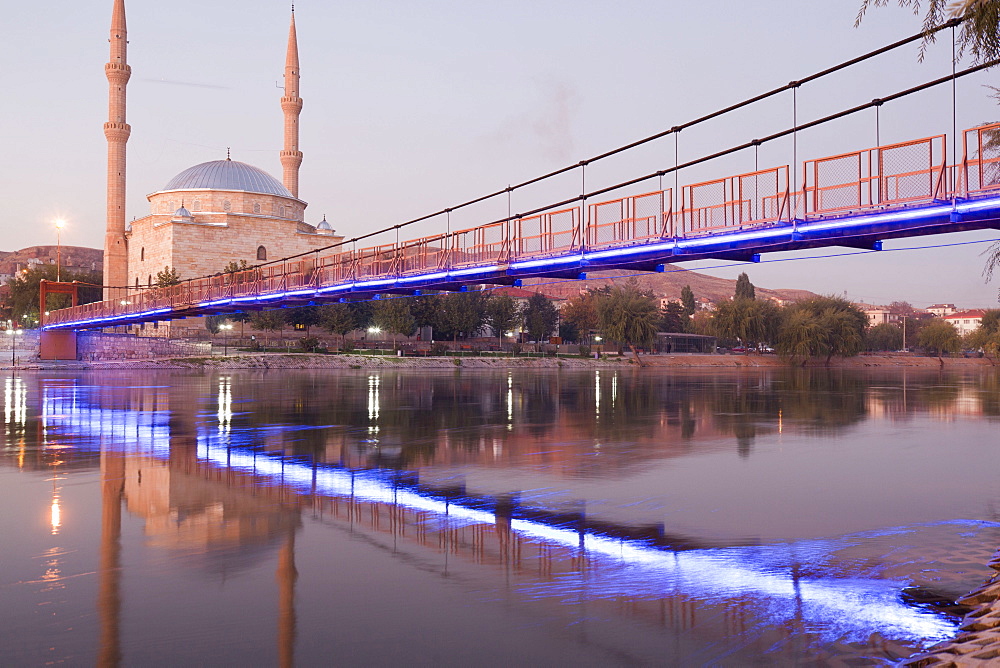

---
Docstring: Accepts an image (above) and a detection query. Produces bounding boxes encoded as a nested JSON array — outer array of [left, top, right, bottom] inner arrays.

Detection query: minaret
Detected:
[[104, 0, 130, 300], [280, 7, 303, 198]]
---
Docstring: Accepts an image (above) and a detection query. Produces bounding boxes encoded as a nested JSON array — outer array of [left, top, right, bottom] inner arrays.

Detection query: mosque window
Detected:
[[135, 277, 139, 288], [223, 200, 232, 212], [253, 203, 261, 214], [168, 201, 175, 213], [278, 205, 285, 217], [257, 246, 267, 261], [193, 200, 201, 211], [140, 247, 144, 261], [148, 274, 152, 286]]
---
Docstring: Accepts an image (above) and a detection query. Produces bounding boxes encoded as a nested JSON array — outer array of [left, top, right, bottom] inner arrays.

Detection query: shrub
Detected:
[[578, 344, 592, 358], [430, 342, 449, 356], [298, 336, 320, 352]]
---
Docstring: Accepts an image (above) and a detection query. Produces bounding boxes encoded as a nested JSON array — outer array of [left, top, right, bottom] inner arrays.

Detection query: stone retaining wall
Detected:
[[77, 332, 211, 361]]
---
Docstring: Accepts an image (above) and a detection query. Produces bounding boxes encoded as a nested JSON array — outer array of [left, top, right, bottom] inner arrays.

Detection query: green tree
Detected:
[[595, 283, 659, 364], [774, 296, 866, 365], [373, 297, 416, 346], [223, 259, 249, 275], [856, 0, 1000, 64], [712, 297, 779, 352], [485, 293, 520, 345], [249, 309, 285, 344], [560, 292, 599, 343], [155, 266, 181, 287], [284, 305, 321, 334], [6, 265, 103, 324], [441, 291, 489, 341], [918, 318, 961, 364], [205, 314, 227, 336], [522, 292, 560, 349], [865, 322, 904, 351], [777, 308, 822, 365], [680, 285, 696, 317], [659, 301, 688, 333], [734, 272, 756, 300], [319, 303, 355, 345]]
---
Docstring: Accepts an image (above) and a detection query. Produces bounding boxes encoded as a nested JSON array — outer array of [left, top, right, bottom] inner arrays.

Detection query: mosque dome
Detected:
[[162, 159, 293, 198], [316, 215, 332, 231], [174, 205, 193, 218]]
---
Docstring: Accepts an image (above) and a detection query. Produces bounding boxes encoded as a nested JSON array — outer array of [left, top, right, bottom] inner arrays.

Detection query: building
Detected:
[[100, 1, 344, 331], [926, 303, 957, 317], [864, 308, 900, 327], [943, 309, 985, 336]]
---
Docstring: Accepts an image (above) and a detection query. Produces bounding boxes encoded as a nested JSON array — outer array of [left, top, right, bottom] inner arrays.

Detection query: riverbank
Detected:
[[904, 548, 1000, 665], [3, 351, 995, 370]]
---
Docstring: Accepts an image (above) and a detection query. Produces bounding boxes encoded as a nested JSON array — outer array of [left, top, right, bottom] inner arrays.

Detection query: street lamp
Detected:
[[220, 323, 233, 356], [6, 328, 23, 367], [54, 219, 66, 282]]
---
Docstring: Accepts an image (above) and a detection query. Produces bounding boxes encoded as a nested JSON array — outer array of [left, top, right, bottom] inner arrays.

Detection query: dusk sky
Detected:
[[2, 0, 998, 306]]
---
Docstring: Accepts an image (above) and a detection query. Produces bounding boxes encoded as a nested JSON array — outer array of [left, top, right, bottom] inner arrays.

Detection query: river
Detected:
[[1, 368, 998, 665]]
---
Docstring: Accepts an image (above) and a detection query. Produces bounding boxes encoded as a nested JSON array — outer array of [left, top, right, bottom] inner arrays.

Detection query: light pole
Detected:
[[54, 219, 66, 282], [220, 323, 233, 356], [7, 328, 22, 367]]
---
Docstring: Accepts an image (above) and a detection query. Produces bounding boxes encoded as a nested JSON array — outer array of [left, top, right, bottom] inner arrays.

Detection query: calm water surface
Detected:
[[2, 367, 999, 666]]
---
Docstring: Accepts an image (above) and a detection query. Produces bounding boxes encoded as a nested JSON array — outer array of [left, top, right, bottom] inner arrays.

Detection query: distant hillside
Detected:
[[0, 245, 103, 276], [520, 265, 817, 305]]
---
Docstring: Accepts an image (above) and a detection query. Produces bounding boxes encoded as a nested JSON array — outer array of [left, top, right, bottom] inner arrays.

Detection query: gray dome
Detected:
[[174, 205, 193, 218], [316, 215, 332, 231], [163, 159, 293, 197]]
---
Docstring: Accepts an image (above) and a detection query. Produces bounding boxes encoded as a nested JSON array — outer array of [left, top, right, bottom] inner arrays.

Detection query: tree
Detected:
[[918, 318, 961, 364], [713, 297, 779, 352], [659, 301, 688, 333], [155, 266, 181, 287], [373, 297, 416, 346], [865, 322, 904, 351], [680, 285, 696, 317], [521, 292, 560, 349], [319, 303, 355, 345], [595, 283, 659, 364], [856, 0, 1000, 63], [223, 259, 249, 274], [887, 301, 916, 316], [734, 272, 756, 300], [249, 309, 285, 344], [6, 265, 103, 324], [284, 305, 321, 334], [774, 296, 867, 364], [205, 314, 227, 336], [560, 292, 599, 342], [485, 293, 520, 345]]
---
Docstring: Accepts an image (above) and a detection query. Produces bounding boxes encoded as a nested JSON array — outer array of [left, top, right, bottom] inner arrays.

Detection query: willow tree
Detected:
[[596, 283, 659, 365], [856, 0, 1000, 63]]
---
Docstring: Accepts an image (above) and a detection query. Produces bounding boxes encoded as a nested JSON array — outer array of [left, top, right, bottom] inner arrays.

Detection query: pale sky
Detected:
[[2, 0, 998, 307]]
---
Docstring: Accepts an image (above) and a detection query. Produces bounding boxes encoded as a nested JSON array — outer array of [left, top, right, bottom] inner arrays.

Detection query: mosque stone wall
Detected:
[[77, 332, 210, 360]]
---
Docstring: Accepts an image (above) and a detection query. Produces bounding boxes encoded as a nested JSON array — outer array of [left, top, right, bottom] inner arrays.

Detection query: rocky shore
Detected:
[[3, 351, 995, 371], [904, 548, 1000, 665]]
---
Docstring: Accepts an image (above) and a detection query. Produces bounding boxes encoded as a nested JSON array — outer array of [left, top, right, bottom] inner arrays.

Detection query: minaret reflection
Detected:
[[276, 528, 297, 668], [367, 374, 380, 441], [98, 441, 125, 668], [4, 376, 28, 468]]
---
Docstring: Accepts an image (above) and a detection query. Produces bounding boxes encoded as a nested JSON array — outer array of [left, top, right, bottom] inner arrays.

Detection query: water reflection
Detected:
[[4, 368, 1000, 665]]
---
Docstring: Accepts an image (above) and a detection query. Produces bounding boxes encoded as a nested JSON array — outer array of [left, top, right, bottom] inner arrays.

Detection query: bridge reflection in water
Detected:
[[23, 373, 991, 664]]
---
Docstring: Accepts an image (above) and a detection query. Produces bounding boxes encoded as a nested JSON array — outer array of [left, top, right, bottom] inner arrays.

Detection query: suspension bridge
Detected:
[[38, 25, 1000, 341]]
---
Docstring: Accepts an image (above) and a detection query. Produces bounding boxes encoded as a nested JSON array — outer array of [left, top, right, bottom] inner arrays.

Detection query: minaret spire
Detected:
[[104, 0, 130, 299], [280, 8, 303, 198]]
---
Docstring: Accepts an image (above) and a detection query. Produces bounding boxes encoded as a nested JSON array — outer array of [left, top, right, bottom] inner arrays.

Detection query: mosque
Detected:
[[101, 0, 343, 327]]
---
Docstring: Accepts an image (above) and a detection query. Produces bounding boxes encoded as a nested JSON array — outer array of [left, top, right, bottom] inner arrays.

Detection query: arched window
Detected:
[[278, 205, 285, 217], [223, 200, 231, 212], [193, 200, 201, 211], [253, 202, 261, 214], [135, 277, 139, 288], [147, 274, 152, 286], [257, 245, 267, 261], [140, 247, 144, 261]]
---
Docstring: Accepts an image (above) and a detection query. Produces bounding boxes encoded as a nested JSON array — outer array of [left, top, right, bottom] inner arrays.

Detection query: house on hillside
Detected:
[[926, 303, 957, 317], [943, 309, 985, 336]]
